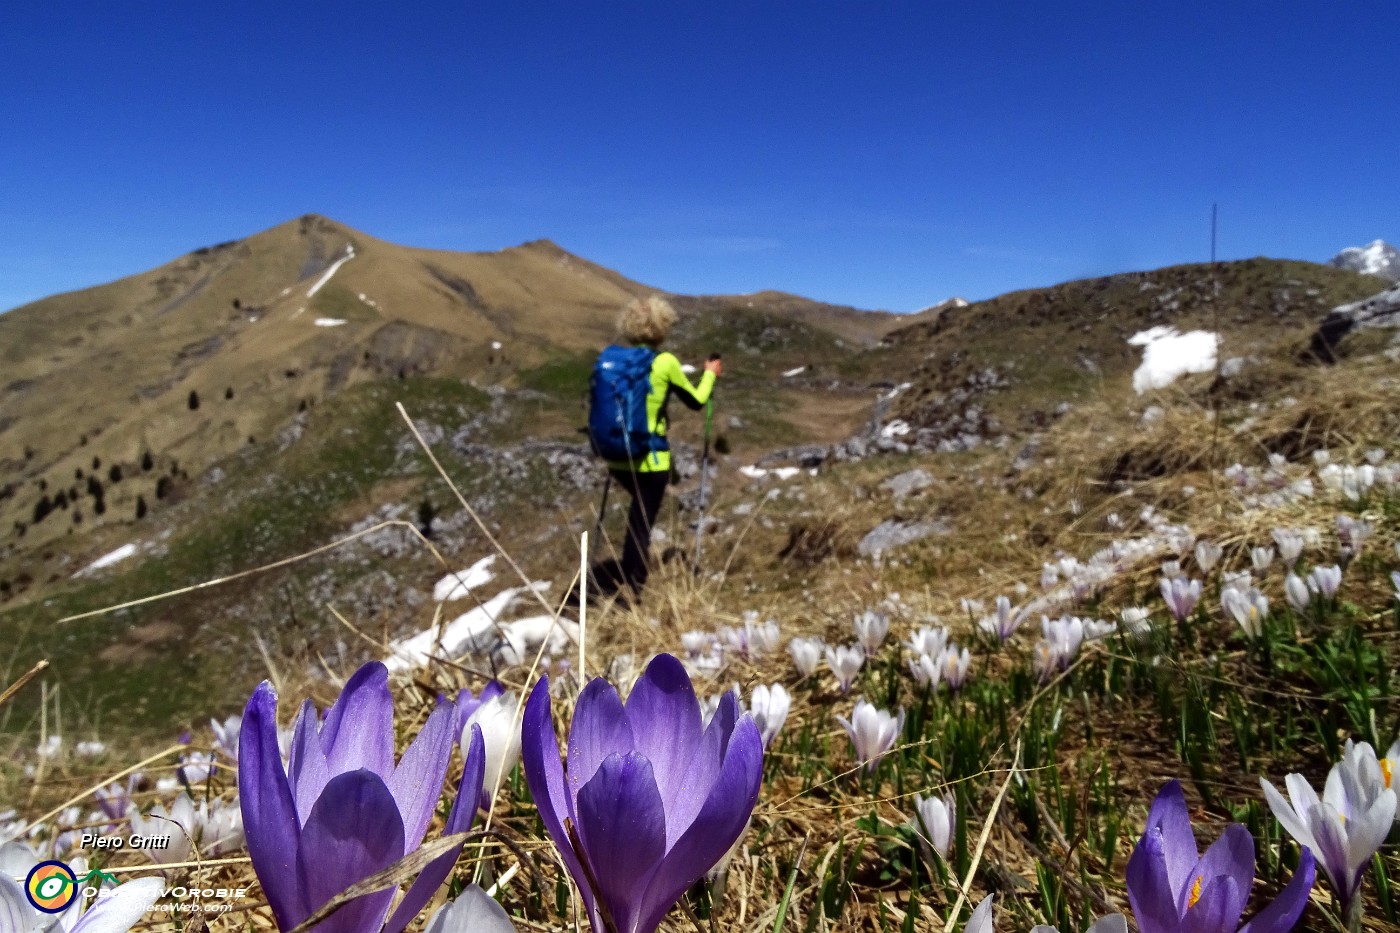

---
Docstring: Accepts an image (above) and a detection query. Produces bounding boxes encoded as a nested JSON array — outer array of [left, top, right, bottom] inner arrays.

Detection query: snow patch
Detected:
[[432, 555, 497, 601], [491, 341, 503, 351], [306, 244, 355, 297], [74, 543, 138, 576], [740, 465, 800, 481], [1128, 327, 1218, 393], [314, 318, 347, 327], [384, 581, 551, 672], [782, 366, 807, 378], [880, 419, 911, 438]]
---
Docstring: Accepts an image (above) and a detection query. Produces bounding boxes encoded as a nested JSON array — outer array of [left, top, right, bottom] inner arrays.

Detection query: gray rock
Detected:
[[882, 468, 934, 498], [1312, 282, 1400, 361], [857, 518, 949, 557]]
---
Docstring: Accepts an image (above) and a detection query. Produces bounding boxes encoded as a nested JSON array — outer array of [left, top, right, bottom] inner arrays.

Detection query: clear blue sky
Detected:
[[1, 2, 1395, 314]]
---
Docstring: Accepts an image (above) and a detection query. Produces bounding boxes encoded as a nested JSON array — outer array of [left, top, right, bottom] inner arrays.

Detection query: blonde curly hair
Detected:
[[617, 295, 678, 347]]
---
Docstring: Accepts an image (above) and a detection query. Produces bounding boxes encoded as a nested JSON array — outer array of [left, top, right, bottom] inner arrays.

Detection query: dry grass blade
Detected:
[[395, 402, 575, 641], [20, 742, 187, 837], [285, 831, 472, 933], [55, 519, 453, 625], [942, 740, 1021, 933], [0, 658, 48, 709]]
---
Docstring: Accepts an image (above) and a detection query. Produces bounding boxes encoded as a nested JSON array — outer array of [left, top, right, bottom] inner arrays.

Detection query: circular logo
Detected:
[[25, 860, 78, 913]]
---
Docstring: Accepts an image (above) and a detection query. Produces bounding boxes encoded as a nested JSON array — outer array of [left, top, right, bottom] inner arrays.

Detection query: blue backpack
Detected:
[[588, 345, 665, 463]]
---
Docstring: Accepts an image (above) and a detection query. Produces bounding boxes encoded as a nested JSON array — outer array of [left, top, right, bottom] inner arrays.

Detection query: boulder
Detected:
[[857, 517, 949, 557], [1311, 283, 1400, 362]]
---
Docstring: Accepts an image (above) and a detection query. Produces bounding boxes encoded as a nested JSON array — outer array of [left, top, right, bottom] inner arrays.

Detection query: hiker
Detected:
[[590, 295, 721, 598]]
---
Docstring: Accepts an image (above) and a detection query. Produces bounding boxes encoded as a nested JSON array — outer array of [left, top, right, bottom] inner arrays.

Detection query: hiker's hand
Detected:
[[705, 355, 723, 376]]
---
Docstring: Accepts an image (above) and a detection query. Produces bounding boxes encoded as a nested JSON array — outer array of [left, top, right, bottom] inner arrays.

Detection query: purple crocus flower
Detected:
[[240, 661, 487, 933], [521, 653, 763, 933], [1126, 780, 1314, 933]]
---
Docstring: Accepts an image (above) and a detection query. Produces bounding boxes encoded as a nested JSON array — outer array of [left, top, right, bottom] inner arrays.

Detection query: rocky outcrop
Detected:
[[1311, 283, 1400, 362]]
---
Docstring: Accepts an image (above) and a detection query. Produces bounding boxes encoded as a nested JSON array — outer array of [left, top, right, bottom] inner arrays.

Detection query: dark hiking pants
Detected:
[[610, 469, 669, 593]]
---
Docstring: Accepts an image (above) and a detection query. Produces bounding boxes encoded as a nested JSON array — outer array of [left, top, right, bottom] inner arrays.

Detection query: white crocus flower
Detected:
[[128, 795, 195, 864], [1222, 587, 1267, 639], [939, 645, 972, 691], [210, 714, 241, 761], [749, 684, 790, 748], [1194, 540, 1222, 572], [834, 700, 903, 772], [1033, 917, 1129, 933], [1333, 739, 1400, 814], [1250, 546, 1275, 573], [0, 874, 164, 933], [964, 895, 995, 933], [912, 791, 956, 860], [1272, 528, 1305, 569], [680, 630, 712, 657], [907, 653, 941, 689], [423, 884, 518, 933], [195, 798, 244, 856], [463, 692, 523, 805], [906, 625, 948, 658], [1308, 564, 1343, 599], [1262, 769, 1395, 915], [787, 637, 824, 677], [1082, 617, 1117, 640], [1336, 514, 1372, 555], [1119, 607, 1151, 638], [853, 611, 890, 654], [978, 596, 1027, 642], [1284, 573, 1311, 613], [1159, 576, 1202, 622], [825, 644, 865, 693]]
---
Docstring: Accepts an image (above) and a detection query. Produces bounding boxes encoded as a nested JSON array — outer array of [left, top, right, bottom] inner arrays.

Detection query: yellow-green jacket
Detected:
[[608, 351, 716, 474]]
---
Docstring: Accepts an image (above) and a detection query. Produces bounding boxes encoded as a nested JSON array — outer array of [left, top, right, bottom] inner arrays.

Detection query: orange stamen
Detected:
[[1188, 876, 1203, 909]]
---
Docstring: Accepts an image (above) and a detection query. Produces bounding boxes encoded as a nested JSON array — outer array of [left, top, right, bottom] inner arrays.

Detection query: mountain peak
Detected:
[[1330, 239, 1398, 282]]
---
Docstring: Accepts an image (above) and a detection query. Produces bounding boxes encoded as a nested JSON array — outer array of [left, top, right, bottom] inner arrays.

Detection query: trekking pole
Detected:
[[693, 395, 714, 571]]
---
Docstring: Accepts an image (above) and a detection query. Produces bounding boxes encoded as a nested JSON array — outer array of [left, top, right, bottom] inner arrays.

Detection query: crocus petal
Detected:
[[1186, 875, 1244, 933], [288, 698, 331, 823], [636, 715, 763, 933], [423, 884, 519, 933], [295, 770, 406, 933], [624, 655, 705, 822], [566, 678, 636, 805], [387, 697, 456, 849], [520, 677, 597, 922], [239, 681, 307, 930], [1085, 917, 1129, 933], [0, 875, 36, 933], [1145, 779, 1199, 896], [964, 894, 995, 933], [1127, 828, 1183, 933], [1181, 824, 1253, 929], [384, 724, 488, 933], [1260, 778, 1313, 850], [1307, 806, 1352, 894], [1348, 791, 1397, 888], [69, 877, 164, 933], [1239, 847, 1315, 933], [575, 752, 669, 933], [319, 661, 396, 781]]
